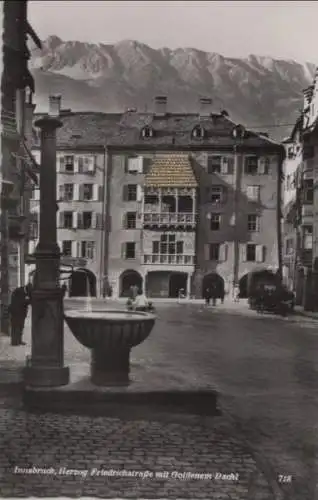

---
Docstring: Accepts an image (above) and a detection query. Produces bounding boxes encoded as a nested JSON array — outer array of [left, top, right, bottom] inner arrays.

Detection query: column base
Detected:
[[23, 365, 70, 388], [91, 348, 130, 387]]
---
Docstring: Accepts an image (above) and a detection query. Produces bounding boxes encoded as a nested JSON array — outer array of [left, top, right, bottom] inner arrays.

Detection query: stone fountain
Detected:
[[64, 308, 155, 386], [23, 100, 158, 414]]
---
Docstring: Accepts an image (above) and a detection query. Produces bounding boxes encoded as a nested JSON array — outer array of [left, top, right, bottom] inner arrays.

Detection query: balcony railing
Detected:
[[143, 212, 196, 226], [1, 109, 18, 139], [143, 254, 195, 265]]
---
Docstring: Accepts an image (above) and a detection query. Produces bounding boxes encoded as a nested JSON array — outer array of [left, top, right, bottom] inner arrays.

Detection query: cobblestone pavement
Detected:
[[1, 302, 318, 499]]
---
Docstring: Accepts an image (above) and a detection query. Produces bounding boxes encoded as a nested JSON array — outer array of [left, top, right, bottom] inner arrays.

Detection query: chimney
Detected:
[[154, 96, 167, 115], [48, 95, 62, 117], [199, 97, 213, 117]]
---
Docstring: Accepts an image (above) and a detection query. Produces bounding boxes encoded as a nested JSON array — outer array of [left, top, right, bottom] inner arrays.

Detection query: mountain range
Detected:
[[29, 36, 316, 140]]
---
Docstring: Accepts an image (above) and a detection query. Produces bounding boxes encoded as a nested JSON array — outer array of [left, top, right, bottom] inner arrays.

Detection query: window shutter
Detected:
[[138, 156, 144, 173], [73, 212, 78, 229], [73, 157, 79, 174], [56, 156, 60, 173], [93, 184, 99, 201], [77, 212, 83, 229], [124, 156, 129, 173], [77, 242, 81, 258], [122, 213, 127, 229], [34, 188, 40, 201], [58, 211, 64, 228], [258, 157, 266, 174], [73, 184, 80, 201], [59, 156, 65, 173], [87, 156, 96, 173], [57, 241, 63, 252], [240, 244, 247, 262], [256, 244, 263, 263], [96, 213, 102, 230], [71, 241, 77, 258], [137, 185, 143, 202], [92, 212, 97, 229], [204, 243, 210, 261], [58, 185, 64, 201], [123, 185, 128, 201], [221, 157, 229, 174], [121, 243, 126, 259], [227, 156, 234, 174], [98, 185, 103, 202], [219, 243, 227, 262], [78, 156, 84, 173]]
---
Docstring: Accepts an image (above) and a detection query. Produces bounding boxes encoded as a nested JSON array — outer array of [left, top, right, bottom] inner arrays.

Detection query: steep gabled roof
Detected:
[[145, 154, 197, 187], [32, 111, 122, 149], [108, 111, 282, 150]]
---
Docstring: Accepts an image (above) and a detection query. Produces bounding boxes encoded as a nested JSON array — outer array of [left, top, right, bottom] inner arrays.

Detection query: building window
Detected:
[[124, 242, 136, 259], [209, 243, 220, 261], [245, 157, 258, 175], [63, 211, 73, 229], [247, 214, 259, 232], [125, 212, 137, 229], [80, 241, 95, 259], [210, 214, 221, 230], [64, 155, 74, 173], [155, 234, 183, 254], [60, 184, 74, 201], [208, 156, 221, 174], [303, 226, 313, 250], [303, 179, 313, 203], [83, 184, 93, 201], [246, 244, 256, 261], [82, 212, 92, 229], [192, 126, 205, 139], [62, 240, 72, 256], [211, 186, 225, 204], [125, 184, 137, 201], [141, 126, 153, 138], [246, 185, 260, 201]]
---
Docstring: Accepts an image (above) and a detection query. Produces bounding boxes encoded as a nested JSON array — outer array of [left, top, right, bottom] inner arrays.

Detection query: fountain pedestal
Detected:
[[91, 347, 130, 386], [23, 114, 69, 388]]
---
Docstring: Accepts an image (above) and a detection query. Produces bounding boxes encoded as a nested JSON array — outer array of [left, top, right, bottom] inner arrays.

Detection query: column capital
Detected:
[[34, 116, 63, 131]]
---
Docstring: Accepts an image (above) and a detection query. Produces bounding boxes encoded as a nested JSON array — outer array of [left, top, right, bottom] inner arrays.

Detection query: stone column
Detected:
[[23, 115, 70, 387], [186, 273, 192, 298]]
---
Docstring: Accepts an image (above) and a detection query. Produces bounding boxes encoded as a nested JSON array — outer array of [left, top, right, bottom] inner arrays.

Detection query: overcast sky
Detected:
[[29, 1, 317, 64]]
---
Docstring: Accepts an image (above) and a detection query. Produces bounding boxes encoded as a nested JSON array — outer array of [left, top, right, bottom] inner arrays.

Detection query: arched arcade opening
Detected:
[[69, 268, 97, 297], [119, 270, 143, 297], [202, 273, 225, 298]]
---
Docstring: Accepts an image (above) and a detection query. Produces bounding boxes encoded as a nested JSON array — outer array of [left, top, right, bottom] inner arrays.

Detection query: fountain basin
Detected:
[[64, 309, 156, 386]]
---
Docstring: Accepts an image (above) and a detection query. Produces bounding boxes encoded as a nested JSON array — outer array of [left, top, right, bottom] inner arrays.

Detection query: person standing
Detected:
[[204, 287, 211, 306], [9, 285, 31, 346]]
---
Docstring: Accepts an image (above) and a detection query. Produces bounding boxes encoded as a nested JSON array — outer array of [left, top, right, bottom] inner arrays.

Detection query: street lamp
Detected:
[[23, 112, 70, 387]]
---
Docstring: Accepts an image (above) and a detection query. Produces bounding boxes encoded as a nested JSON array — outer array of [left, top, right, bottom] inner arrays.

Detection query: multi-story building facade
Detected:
[[28, 96, 121, 296], [1, 0, 41, 333], [281, 68, 318, 309], [105, 96, 284, 299]]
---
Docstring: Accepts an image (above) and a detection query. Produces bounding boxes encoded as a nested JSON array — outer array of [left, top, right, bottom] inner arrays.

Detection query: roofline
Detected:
[[106, 143, 284, 153], [32, 144, 107, 152]]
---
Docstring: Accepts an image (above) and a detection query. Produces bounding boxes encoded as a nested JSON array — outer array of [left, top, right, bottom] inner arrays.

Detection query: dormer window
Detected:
[[141, 126, 154, 138], [192, 125, 205, 139]]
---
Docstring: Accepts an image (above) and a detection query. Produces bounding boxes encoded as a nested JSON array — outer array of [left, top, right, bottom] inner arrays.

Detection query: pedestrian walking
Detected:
[[61, 283, 67, 297], [211, 284, 217, 306], [9, 285, 31, 346], [220, 288, 225, 304], [204, 287, 212, 306]]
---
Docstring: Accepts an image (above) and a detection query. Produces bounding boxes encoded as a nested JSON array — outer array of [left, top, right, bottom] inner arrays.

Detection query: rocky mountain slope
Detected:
[[30, 36, 316, 139]]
